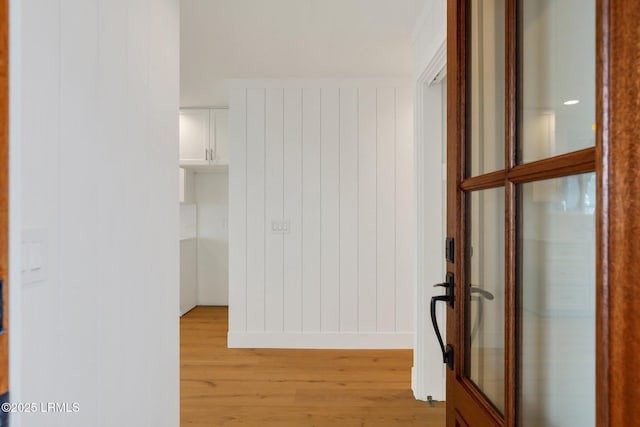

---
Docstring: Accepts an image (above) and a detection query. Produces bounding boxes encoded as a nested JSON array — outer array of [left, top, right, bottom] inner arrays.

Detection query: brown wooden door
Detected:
[[443, 0, 640, 426], [0, 0, 8, 422]]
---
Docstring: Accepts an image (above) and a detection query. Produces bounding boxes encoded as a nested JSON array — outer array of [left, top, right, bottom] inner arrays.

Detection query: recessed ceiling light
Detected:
[[564, 100, 580, 105]]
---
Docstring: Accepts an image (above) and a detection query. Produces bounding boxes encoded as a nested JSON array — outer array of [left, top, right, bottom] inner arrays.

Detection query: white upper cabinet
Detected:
[[213, 109, 229, 164], [179, 109, 209, 164], [179, 108, 229, 167]]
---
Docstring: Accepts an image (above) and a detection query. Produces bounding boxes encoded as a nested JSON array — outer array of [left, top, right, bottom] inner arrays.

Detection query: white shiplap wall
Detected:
[[16, 0, 180, 425], [229, 80, 414, 348]]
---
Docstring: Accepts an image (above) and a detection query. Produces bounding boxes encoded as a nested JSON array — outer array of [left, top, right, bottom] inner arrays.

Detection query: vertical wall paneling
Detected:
[[229, 87, 247, 332], [395, 87, 414, 331], [246, 88, 266, 331], [339, 88, 359, 332], [98, 8, 129, 408], [357, 88, 378, 332], [301, 88, 322, 332], [283, 88, 303, 332], [20, 1, 63, 412], [265, 88, 284, 331], [20, 0, 180, 423], [229, 80, 414, 348], [376, 87, 397, 332], [59, 0, 101, 422], [320, 88, 341, 332]]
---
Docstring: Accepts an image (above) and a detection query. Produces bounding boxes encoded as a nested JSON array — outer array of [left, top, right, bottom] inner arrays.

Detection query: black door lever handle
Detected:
[[430, 273, 454, 370], [432, 272, 454, 307]]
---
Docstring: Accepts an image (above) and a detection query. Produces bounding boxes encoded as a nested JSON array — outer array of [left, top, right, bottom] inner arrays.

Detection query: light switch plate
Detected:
[[22, 228, 48, 285]]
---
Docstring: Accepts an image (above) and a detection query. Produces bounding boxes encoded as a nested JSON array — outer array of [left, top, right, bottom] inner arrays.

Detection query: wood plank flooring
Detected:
[[181, 306, 445, 426]]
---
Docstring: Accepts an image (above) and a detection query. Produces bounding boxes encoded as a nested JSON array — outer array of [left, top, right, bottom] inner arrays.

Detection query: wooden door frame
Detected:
[[597, 0, 640, 424], [445, 0, 640, 425]]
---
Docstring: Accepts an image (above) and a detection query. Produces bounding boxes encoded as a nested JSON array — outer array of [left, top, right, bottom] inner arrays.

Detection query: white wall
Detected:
[[180, 203, 197, 315], [228, 79, 414, 349], [13, 0, 180, 426], [180, 239, 197, 315], [180, 170, 197, 315], [180, 0, 424, 107], [182, 168, 196, 204], [195, 172, 229, 305], [412, 0, 446, 78]]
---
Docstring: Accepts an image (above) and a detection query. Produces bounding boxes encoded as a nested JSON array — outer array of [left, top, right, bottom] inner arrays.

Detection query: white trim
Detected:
[[9, 0, 23, 423], [180, 106, 229, 110], [230, 79, 412, 90], [180, 304, 197, 317], [228, 332, 413, 349], [413, 80, 426, 399], [411, 19, 448, 402], [418, 38, 447, 87]]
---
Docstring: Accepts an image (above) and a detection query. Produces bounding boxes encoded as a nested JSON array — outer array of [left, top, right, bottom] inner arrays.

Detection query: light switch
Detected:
[[22, 228, 48, 285]]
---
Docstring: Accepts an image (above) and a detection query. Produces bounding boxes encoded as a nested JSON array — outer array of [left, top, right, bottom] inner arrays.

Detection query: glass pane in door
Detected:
[[520, 0, 595, 163], [520, 173, 595, 426], [469, 0, 505, 176], [467, 187, 505, 414]]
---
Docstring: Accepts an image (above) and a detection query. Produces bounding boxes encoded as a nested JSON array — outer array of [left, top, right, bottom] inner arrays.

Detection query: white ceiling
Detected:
[[180, 0, 426, 106]]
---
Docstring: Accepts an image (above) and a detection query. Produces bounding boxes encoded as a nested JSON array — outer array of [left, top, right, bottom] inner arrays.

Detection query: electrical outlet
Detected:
[[271, 220, 290, 234]]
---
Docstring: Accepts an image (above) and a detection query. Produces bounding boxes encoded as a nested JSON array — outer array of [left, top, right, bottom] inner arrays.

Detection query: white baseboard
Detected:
[[227, 331, 413, 349], [180, 304, 197, 317]]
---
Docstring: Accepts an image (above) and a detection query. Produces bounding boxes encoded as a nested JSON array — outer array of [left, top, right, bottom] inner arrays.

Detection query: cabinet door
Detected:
[[212, 109, 229, 165], [179, 109, 210, 164]]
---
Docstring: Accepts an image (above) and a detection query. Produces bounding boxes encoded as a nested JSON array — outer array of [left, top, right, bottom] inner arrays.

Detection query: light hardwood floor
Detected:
[[181, 306, 445, 426]]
